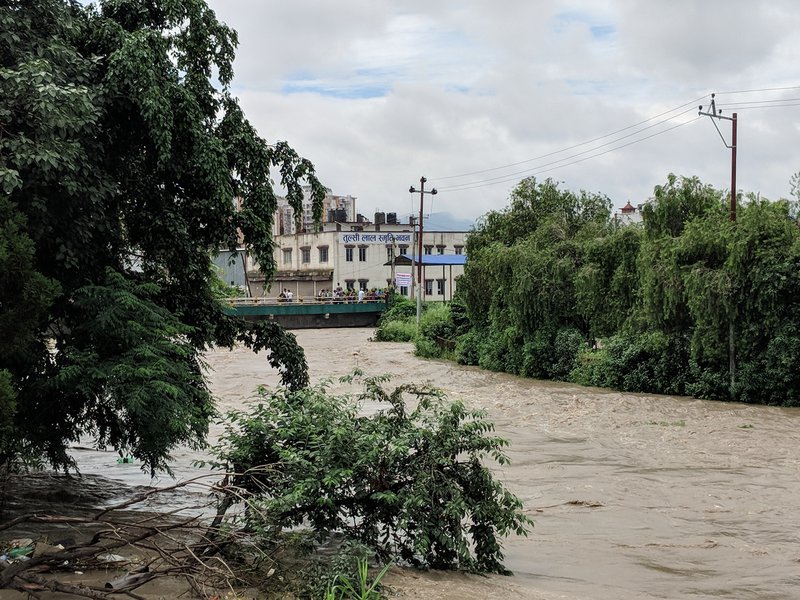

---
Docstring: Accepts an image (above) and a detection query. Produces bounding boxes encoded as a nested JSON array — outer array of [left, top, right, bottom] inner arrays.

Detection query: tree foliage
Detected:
[[454, 178, 617, 377], [0, 0, 323, 471], [210, 374, 532, 574], [418, 173, 800, 406]]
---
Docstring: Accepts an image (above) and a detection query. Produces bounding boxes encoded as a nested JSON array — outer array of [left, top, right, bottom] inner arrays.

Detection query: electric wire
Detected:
[[721, 102, 800, 110], [715, 85, 800, 95], [716, 97, 800, 106], [430, 86, 799, 195], [439, 106, 697, 188], [432, 94, 710, 181], [438, 116, 702, 193]]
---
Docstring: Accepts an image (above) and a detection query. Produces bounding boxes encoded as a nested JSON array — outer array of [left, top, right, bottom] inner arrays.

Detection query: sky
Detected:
[[207, 0, 800, 228]]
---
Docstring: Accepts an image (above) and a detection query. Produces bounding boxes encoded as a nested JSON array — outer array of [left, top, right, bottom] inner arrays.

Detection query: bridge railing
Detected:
[[228, 296, 387, 306]]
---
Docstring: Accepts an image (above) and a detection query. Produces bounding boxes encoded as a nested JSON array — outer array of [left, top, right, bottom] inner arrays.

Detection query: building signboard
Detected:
[[339, 232, 412, 245]]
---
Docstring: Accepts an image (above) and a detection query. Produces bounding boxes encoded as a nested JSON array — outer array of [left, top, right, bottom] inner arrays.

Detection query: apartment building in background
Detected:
[[248, 215, 467, 302], [274, 186, 358, 235]]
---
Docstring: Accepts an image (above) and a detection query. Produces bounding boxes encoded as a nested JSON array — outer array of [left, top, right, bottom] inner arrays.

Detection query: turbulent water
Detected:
[[66, 328, 800, 600]]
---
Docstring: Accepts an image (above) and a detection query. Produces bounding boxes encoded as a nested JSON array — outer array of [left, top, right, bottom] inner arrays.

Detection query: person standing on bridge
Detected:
[[357, 288, 365, 303]]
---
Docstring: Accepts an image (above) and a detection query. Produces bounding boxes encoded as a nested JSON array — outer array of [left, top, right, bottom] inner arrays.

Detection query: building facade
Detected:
[[248, 220, 467, 302]]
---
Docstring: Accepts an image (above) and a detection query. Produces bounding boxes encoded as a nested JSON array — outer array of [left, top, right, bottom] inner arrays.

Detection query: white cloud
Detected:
[[208, 0, 800, 223]]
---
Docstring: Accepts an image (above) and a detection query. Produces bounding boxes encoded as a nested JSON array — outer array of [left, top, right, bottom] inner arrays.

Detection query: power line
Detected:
[[721, 102, 800, 110], [438, 116, 702, 193], [432, 95, 709, 182], [717, 97, 800, 106], [431, 86, 799, 187], [438, 107, 698, 190], [715, 85, 800, 95], [438, 112, 699, 191]]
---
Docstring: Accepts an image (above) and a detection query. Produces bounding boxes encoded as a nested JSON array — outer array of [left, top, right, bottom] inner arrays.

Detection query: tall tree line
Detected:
[[454, 174, 800, 406]]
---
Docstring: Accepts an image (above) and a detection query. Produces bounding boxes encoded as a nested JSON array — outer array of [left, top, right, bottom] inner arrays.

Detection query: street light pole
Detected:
[[408, 176, 437, 326]]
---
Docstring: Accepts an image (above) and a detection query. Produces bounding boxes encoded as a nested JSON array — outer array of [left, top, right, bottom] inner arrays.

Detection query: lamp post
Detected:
[[408, 176, 437, 325]]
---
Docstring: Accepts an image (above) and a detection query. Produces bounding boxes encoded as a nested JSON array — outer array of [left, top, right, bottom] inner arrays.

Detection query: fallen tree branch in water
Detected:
[[0, 473, 250, 599]]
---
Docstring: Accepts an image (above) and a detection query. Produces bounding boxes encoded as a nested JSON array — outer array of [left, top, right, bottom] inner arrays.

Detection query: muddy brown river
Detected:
[[67, 328, 800, 599]]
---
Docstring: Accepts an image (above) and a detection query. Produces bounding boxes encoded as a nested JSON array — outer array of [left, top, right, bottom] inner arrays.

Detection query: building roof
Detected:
[[386, 254, 467, 266]]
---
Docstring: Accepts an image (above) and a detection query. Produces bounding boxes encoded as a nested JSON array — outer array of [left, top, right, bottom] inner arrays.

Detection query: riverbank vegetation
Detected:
[[390, 175, 800, 406]]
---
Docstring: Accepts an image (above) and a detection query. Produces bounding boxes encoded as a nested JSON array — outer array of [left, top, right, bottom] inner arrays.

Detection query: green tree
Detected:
[[459, 178, 612, 375], [0, 0, 323, 472], [637, 174, 725, 334], [574, 224, 641, 339]]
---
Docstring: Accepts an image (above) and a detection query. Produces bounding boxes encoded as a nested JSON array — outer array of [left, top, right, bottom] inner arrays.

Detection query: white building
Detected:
[[613, 201, 644, 225], [248, 220, 468, 302]]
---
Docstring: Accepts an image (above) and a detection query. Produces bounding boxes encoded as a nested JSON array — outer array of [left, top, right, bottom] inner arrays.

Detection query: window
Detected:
[[424, 245, 433, 255], [399, 244, 408, 255], [424, 279, 433, 295], [454, 245, 464, 255], [399, 285, 409, 297], [345, 246, 354, 262], [301, 247, 311, 264], [318, 246, 329, 263], [345, 280, 355, 291], [437, 279, 445, 296], [436, 245, 445, 255], [386, 246, 394, 262], [282, 248, 292, 265], [358, 246, 367, 262], [358, 279, 368, 291]]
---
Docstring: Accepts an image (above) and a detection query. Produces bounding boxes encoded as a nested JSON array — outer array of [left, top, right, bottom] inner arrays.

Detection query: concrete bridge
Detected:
[[222, 298, 387, 329]]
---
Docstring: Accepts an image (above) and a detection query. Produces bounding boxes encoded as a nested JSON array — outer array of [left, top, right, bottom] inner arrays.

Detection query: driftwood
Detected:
[[0, 473, 255, 600]]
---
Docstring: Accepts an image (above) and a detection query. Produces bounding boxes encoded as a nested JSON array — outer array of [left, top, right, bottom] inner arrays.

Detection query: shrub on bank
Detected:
[[455, 329, 482, 365], [374, 296, 417, 342], [210, 375, 533, 574], [413, 303, 456, 359], [570, 330, 690, 395], [378, 295, 416, 324], [374, 319, 416, 342]]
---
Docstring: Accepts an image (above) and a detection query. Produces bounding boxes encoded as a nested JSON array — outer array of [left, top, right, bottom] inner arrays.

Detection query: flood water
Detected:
[[68, 328, 800, 600]]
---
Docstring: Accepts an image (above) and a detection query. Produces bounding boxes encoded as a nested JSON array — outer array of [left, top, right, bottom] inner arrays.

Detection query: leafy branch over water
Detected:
[[205, 372, 533, 574]]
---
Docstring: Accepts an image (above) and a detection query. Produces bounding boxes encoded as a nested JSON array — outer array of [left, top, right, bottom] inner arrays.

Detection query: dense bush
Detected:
[[378, 295, 416, 324], [455, 329, 482, 365], [477, 326, 522, 374], [570, 330, 690, 395], [374, 296, 417, 342], [373, 319, 416, 342], [413, 303, 456, 359], [210, 374, 532, 574], [375, 176, 800, 406]]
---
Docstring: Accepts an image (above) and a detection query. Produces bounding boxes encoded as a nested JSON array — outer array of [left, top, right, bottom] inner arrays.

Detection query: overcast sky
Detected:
[[207, 0, 800, 227]]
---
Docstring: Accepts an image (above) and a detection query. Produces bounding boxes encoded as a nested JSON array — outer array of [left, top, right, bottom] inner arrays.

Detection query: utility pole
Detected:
[[698, 93, 738, 394], [698, 93, 738, 221], [409, 216, 416, 301], [388, 233, 396, 296], [408, 176, 437, 325]]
